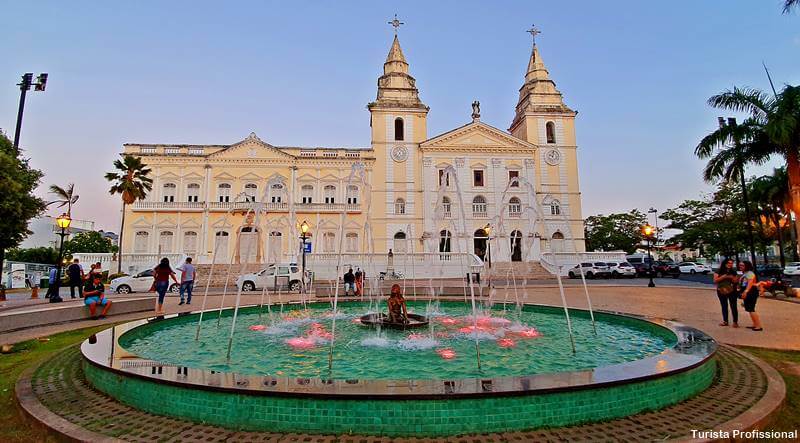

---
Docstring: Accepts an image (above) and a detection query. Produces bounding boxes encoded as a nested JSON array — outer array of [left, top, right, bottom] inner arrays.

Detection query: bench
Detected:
[[0, 297, 153, 334]]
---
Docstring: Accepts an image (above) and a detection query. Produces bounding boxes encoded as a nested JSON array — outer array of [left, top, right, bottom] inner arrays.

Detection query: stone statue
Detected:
[[471, 101, 481, 120]]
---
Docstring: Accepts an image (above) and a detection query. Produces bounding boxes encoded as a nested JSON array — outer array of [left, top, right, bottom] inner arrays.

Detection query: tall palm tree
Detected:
[[696, 85, 800, 259], [751, 169, 789, 266], [105, 155, 152, 273], [785, 0, 799, 14], [47, 183, 79, 217]]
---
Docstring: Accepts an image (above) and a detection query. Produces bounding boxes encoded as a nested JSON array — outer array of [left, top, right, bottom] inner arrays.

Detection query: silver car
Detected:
[[607, 261, 637, 278], [236, 264, 309, 292]]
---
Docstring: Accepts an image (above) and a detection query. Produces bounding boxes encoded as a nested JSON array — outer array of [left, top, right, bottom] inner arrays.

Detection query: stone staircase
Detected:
[[489, 261, 554, 280]]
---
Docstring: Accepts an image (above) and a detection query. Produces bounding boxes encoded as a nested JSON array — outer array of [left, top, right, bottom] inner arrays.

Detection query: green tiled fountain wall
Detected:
[[83, 359, 715, 436]]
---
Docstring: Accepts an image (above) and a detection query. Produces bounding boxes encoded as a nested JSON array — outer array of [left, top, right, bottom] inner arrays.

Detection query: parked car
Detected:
[[677, 262, 711, 274], [756, 264, 784, 278], [567, 262, 611, 279], [626, 254, 654, 276], [652, 261, 681, 278], [236, 263, 308, 292], [606, 262, 636, 278], [110, 269, 180, 294], [783, 262, 800, 276]]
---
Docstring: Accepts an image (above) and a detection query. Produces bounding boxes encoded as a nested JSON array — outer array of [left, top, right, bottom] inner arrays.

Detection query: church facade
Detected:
[[119, 33, 585, 266]]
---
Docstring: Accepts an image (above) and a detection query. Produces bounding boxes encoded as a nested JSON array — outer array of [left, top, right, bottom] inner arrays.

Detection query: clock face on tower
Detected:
[[391, 146, 409, 163], [545, 149, 561, 166]]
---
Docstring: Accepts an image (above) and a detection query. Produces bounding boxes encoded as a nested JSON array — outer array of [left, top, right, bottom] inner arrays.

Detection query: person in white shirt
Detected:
[[177, 257, 196, 305]]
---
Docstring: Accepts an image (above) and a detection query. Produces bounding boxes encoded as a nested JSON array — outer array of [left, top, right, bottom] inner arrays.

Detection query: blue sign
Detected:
[[304, 242, 312, 253]]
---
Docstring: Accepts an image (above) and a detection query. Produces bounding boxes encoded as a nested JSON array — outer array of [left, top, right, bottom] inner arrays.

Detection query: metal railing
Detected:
[[132, 201, 361, 212]]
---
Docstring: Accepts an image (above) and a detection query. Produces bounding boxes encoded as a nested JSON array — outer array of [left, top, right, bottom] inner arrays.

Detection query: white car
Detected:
[[784, 262, 800, 276], [677, 262, 711, 274], [236, 263, 308, 292], [110, 269, 180, 294], [567, 262, 611, 279], [606, 261, 637, 278]]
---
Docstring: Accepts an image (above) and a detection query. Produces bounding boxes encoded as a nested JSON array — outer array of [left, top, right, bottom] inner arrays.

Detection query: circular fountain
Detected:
[[81, 300, 716, 437]]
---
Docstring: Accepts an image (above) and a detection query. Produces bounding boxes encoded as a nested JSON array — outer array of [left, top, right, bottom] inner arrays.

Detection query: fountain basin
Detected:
[[81, 302, 716, 436], [359, 312, 430, 329]]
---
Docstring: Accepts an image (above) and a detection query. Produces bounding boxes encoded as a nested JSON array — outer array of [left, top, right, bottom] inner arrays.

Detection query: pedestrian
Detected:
[[177, 257, 196, 305], [45, 266, 58, 299], [713, 258, 739, 328], [343, 268, 355, 296], [83, 274, 112, 319], [738, 261, 763, 331], [354, 267, 363, 296], [153, 257, 179, 316], [66, 258, 84, 299]]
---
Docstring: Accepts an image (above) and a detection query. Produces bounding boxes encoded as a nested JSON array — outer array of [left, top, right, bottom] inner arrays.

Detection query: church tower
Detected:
[[368, 22, 428, 253], [509, 29, 585, 251]]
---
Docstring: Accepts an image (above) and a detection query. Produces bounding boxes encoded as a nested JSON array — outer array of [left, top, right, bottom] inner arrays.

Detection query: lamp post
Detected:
[[642, 223, 655, 288], [13, 72, 48, 153], [54, 213, 72, 299], [299, 220, 309, 293]]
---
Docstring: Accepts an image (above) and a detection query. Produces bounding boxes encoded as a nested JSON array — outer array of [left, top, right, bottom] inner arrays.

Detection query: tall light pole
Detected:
[[642, 223, 656, 288], [54, 213, 72, 301], [648, 207, 659, 255], [13, 72, 48, 153], [299, 220, 310, 293]]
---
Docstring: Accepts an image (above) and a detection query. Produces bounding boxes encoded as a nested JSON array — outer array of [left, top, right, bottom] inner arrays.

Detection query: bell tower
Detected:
[[509, 26, 585, 251], [368, 16, 429, 253]]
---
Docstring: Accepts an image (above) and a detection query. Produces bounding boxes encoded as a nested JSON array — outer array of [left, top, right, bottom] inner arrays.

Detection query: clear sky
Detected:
[[3, 1, 799, 232]]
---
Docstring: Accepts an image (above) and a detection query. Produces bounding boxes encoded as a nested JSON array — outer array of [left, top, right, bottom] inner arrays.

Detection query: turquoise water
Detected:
[[119, 302, 676, 380]]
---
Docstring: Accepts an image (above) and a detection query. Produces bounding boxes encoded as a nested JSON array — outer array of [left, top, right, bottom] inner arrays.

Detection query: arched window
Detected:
[[439, 230, 452, 253], [551, 231, 565, 253], [301, 185, 313, 204], [393, 231, 407, 253], [395, 198, 406, 215], [546, 121, 556, 144], [323, 232, 336, 252], [159, 231, 174, 253], [244, 183, 258, 202], [186, 183, 200, 202], [218, 183, 231, 202], [270, 183, 283, 203], [442, 196, 451, 216], [550, 199, 561, 216], [162, 183, 176, 202], [394, 117, 404, 141], [324, 185, 336, 204], [472, 195, 487, 216], [134, 231, 149, 253], [510, 230, 523, 262], [346, 185, 359, 205], [183, 231, 198, 254], [508, 197, 521, 216], [214, 231, 230, 260], [345, 232, 358, 252]]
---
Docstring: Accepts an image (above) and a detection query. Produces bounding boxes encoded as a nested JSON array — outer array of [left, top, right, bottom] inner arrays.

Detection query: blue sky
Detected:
[[3, 1, 799, 231]]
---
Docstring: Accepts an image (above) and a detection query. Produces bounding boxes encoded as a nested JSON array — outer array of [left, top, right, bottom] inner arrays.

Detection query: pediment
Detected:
[[208, 132, 295, 160], [297, 173, 317, 182], [183, 172, 204, 180], [211, 218, 233, 229], [317, 219, 338, 230], [181, 218, 202, 228], [131, 216, 150, 228], [421, 121, 537, 151], [157, 217, 177, 228], [239, 172, 263, 181], [214, 172, 235, 180], [160, 172, 180, 179], [343, 220, 361, 230]]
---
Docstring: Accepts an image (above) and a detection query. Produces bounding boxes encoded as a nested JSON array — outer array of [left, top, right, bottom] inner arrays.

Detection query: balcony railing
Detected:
[[132, 201, 361, 213]]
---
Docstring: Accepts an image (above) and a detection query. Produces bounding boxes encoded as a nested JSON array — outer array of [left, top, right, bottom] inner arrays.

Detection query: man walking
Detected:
[[66, 258, 84, 299], [177, 257, 196, 305], [343, 268, 355, 296]]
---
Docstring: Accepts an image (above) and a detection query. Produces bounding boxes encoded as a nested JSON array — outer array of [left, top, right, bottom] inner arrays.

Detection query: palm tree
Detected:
[[105, 155, 153, 273], [785, 0, 799, 14], [696, 85, 800, 260], [47, 183, 79, 216], [750, 169, 789, 266]]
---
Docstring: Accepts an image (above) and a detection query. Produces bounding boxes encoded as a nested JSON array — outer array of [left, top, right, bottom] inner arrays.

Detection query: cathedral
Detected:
[[118, 28, 585, 268]]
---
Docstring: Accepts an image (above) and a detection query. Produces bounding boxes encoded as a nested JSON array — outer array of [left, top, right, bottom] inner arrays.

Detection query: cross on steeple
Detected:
[[526, 24, 541, 46], [388, 14, 404, 34]]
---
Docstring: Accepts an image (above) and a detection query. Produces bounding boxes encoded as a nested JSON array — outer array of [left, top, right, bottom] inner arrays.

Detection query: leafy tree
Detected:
[[64, 231, 117, 255], [6, 246, 58, 264], [661, 183, 749, 259], [750, 168, 792, 265], [105, 155, 152, 273], [584, 210, 647, 253], [47, 183, 79, 216], [0, 132, 46, 279]]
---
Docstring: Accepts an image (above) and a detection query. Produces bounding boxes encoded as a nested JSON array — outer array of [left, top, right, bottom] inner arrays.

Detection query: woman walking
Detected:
[[153, 258, 178, 316], [713, 258, 739, 327], [738, 260, 763, 331]]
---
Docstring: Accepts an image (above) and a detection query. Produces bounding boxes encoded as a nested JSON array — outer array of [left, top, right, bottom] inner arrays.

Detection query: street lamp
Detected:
[[13, 72, 48, 153], [642, 223, 655, 288], [54, 213, 72, 300], [299, 220, 310, 293]]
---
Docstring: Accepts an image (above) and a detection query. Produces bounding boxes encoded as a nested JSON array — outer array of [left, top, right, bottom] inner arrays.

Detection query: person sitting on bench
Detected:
[[84, 274, 112, 320]]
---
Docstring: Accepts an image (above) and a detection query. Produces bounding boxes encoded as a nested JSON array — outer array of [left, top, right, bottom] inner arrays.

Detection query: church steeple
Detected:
[[368, 32, 427, 111]]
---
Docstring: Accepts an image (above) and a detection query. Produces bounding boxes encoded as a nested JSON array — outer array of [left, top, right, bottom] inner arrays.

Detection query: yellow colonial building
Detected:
[[119, 32, 585, 269]]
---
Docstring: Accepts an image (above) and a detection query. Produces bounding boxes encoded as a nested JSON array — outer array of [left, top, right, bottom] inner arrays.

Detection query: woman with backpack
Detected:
[[738, 260, 763, 331], [713, 258, 739, 328]]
